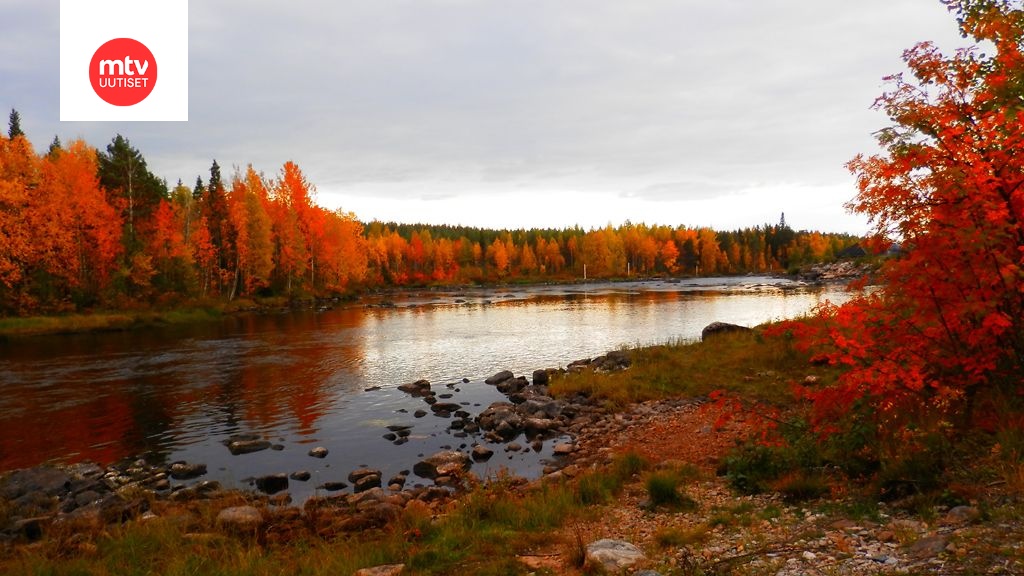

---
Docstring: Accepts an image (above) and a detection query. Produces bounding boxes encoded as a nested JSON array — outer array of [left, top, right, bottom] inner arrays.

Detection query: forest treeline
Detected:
[[0, 120, 859, 315]]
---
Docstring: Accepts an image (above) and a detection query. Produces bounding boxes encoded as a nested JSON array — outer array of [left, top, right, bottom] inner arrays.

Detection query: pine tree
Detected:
[[8, 109, 24, 139]]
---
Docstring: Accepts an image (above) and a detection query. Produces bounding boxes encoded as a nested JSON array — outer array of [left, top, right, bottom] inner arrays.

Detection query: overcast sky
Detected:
[[2, 1, 968, 233]]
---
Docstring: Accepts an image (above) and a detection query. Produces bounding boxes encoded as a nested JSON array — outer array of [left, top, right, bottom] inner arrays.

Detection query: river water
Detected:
[[0, 276, 851, 500]]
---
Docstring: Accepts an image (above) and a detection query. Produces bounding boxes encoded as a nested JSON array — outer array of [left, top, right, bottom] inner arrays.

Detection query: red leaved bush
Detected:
[[787, 1, 1024, 439]]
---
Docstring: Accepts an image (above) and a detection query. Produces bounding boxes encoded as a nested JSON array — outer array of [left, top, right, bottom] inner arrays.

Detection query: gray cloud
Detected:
[[2, 0, 967, 231]]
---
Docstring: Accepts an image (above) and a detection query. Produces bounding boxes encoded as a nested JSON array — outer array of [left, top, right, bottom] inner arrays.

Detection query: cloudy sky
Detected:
[[3, 1, 968, 233]]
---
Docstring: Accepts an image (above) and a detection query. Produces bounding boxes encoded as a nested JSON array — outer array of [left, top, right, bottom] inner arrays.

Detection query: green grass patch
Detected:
[[549, 330, 836, 407]]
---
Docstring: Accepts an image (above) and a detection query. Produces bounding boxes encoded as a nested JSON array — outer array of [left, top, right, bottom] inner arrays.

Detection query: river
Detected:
[[0, 276, 851, 500]]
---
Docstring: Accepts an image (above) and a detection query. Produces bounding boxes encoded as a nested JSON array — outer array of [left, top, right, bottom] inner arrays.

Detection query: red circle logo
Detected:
[[89, 38, 157, 106]]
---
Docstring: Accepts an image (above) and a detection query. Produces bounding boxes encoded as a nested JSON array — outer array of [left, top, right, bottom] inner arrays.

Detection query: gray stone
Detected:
[[397, 380, 431, 395], [700, 321, 752, 341], [585, 539, 646, 572], [0, 467, 71, 500], [227, 439, 271, 455], [169, 461, 207, 480], [485, 370, 514, 385], [353, 563, 405, 576], [413, 450, 472, 479], [308, 446, 329, 458], [289, 471, 311, 481], [908, 535, 948, 559], [216, 506, 261, 531], [532, 369, 550, 385]]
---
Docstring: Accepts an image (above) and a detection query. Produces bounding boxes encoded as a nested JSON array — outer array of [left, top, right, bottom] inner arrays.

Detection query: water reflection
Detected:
[[0, 277, 852, 498]]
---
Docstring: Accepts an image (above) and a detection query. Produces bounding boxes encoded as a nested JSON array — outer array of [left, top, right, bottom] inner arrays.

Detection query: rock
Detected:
[[254, 474, 289, 495], [12, 517, 48, 541], [348, 469, 383, 493], [524, 417, 557, 433], [169, 461, 207, 480], [216, 506, 261, 531], [308, 447, 329, 458], [413, 409, 428, 418], [532, 369, 550, 385], [496, 376, 529, 394], [430, 402, 462, 414], [387, 474, 407, 488], [227, 439, 271, 455], [943, 505, 981, 525], [506, 443, 523, 452], [321, 481, 348, 491], [485, 370, 514, 385], [700, 321, 752, 341], [397, 379, 431, 395], [354, 564, 406, 576], [519, 396, 564, 419], [0, 467, 71, 500], [553, 443, 575, 456], [908, 535, 948, 559], [289, 471, 311, 481], [471, 445, 494, 461], [478, 402, 525, 438], [585, 539, 646, 572], [413, 451, 472, 479]]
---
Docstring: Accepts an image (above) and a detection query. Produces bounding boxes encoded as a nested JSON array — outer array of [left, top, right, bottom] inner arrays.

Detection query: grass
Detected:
[[0, 307, 224, 337], [549, 330, 837, 408]]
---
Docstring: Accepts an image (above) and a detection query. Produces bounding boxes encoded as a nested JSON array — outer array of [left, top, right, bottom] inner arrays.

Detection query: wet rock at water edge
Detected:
[[414, 409, 428, 418], [485, 370, 514, 385], [496, 376, 529, 394], [254, 474, 289, 495], [471, 445, 494, 461], [0, 467, 72, 501], [397, 379, 431, 395], [431, 402, 461, 414], [700, 321, 752, 341], [553, 442, 575, 456], [532, 369, 550, 385], [289, 471, 311, 482], [348, 469, 383, 493], [308, 446, 329, 458], [320, 481, 348, 491], [413, 450, 473, 479], [169, 461, 207, 480]]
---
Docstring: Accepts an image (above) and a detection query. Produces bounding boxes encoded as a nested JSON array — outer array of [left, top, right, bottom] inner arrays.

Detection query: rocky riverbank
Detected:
[[2, 334, 1021, 575]]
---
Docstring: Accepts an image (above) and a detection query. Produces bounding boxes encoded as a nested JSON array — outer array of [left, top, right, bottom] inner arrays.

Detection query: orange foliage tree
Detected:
[[791, 1, 1024, 438]]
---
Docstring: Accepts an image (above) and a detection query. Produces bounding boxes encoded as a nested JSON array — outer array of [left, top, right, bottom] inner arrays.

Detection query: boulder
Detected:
[[169, 461, 207, 480], [478, 402, 525, 438], [397, 379, 431, 395], [700, 322, 752, 341], [496, 376, 529, 394], [585, 539, 646, 572], [553, 443, 575, 456], [254, 474, 288, 495], [308, 447, 329, 458], [485, 370, 514, 385], [413, 451, 472, 479], [289, 471, 311, 482], [519, 396, 564, 419], [532, 369, 550, 385], [216, 506, 261, 531]]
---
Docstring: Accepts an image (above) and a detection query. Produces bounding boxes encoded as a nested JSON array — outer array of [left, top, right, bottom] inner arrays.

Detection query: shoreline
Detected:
[[0, 266, 868, 339]]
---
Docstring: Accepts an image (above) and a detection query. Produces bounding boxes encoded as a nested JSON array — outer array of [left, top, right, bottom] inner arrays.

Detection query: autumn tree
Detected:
[[794, 1, 1024, 440]]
